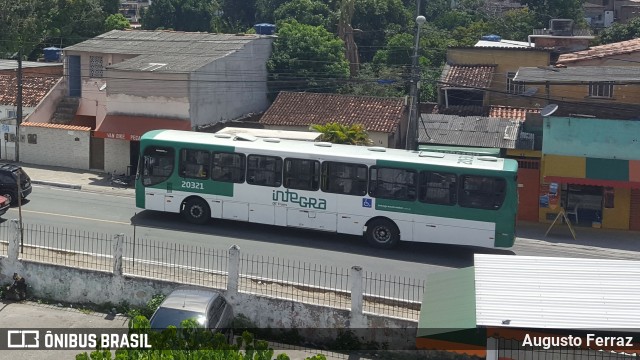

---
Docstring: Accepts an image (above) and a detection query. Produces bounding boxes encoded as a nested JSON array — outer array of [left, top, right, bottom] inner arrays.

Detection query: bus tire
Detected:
[[183, 198, 210, 225], [365, 219, 400, 249]]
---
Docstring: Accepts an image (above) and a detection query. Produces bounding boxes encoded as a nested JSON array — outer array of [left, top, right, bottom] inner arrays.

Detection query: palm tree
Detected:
[[309, 122, 373, 145]]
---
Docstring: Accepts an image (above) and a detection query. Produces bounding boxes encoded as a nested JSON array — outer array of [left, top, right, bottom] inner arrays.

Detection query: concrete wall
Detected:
[[24, 78, 66, 123], [19, 126, 91, 169], [103, 138, 131, 175], [0, 225, 418, 350], [543, 117, 640, 160], [190, 38, 273, 127]]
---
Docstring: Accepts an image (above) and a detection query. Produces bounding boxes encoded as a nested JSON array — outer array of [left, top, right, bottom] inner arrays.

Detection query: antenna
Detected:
[[540, 104, 558, 117]]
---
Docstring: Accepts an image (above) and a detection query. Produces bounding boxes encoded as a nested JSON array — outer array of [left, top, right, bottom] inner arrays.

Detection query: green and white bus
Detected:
[[136, 130, 518, 249]]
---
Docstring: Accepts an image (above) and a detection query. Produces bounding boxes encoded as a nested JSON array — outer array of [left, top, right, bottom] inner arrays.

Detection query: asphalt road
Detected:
[[3, 185, 638, 298]]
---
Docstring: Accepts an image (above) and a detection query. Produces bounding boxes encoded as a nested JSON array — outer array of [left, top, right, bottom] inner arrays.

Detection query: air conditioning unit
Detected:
[[549, 19, 574, 36]]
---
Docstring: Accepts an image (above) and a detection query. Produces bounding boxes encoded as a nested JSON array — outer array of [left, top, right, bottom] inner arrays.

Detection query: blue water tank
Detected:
[[254, 23, 276, 35], [481, 34, 502, 42], [43, 47, 62, 62]]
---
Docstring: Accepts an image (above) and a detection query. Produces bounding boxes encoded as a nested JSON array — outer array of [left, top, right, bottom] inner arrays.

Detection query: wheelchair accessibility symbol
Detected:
[[362, 198, 372, 208]]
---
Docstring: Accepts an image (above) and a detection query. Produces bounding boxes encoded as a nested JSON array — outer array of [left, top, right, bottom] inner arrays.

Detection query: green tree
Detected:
[[267, 20, 349, 96], [597, 17, 640, 44], [339, 63, 406, 98], [100, 0, 120, 14], [351, 0, 411, 62], [105, 13, 131, 31], [142, 0, 219, 31], [520, 0, 585, 29], [142, 0, 175, 29], [48, 0, 107, 48], [310, 122, 372, 145], [221, 0, 256, 31], [0, 0, 54, 57], [488, 8, 537, 42], [256, 0, 289, 23], [273, 0, 333, 28]]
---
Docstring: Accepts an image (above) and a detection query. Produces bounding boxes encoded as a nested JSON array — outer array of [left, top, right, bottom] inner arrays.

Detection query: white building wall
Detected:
[[103, 138, 131, 175], [24, 78, 66, 123], [191, 37, 273, 127], [20, 127, 90, 169]]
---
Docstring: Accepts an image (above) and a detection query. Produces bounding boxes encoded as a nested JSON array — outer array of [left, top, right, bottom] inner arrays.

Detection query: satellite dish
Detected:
[[540, 104, 558, 117]]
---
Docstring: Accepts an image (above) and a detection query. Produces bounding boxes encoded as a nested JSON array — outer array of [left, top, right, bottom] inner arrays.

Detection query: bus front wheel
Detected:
[[365, 219, 400, 249], [183, 198, 210, 225]]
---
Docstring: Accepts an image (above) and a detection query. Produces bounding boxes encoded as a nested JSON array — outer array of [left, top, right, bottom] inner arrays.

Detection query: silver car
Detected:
[[149, 287, 233, 331]]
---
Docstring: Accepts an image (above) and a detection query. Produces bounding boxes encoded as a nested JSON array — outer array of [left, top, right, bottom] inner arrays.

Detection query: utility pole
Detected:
[[16, 50, 23, 162], [406, 13, 426, 151]]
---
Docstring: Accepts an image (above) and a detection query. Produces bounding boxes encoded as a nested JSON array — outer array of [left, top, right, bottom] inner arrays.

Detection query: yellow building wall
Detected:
[[602, 188, 631, 229], [446, 48, 551, 108]]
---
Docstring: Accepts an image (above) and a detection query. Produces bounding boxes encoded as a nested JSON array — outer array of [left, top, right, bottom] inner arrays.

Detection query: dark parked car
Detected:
[[0, 195, 9, 216], [149, 287, 233, 331], [0, 164, 32, 205]]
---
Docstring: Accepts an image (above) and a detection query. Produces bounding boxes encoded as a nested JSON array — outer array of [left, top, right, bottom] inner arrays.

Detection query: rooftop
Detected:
[[0, 75, 61, 107], [439, 64, 496, 89], [418, 114, 521, 149], [474, 39, 533, 48], [259, 92, 406, 133], [0, 60, 62, 72], [489, 105, 540, 120], [557, 38, 640, 64], [64, 30, 269, 73], [514, 66, 640, 83]]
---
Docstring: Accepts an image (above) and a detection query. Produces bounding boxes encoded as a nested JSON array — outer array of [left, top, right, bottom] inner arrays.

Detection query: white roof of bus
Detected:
[[148, 130, 513, 171]]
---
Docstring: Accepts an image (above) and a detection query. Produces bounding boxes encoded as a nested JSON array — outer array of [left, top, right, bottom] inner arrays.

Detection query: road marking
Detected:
[[6, 209, 130, 225]]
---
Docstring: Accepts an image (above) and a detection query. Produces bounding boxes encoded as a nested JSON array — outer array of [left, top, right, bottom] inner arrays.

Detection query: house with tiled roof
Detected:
[[259, 92, 407, 148], [55, 29, 274, 174], [438, 46, 552, 110], [556, 38, 640, 66], [0, 60, 64, 161]]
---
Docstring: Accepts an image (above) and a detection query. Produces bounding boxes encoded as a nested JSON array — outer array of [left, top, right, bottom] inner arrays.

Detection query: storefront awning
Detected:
[[94, 115, 191, 141], [544, 176, 640, 189]]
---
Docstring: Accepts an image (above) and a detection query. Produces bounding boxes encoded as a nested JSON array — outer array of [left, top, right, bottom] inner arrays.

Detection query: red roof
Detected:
[[0, 75, 61, 107], [259, 92, 406, 133], [95, 115, 191, 141], [557, 38, 640, 64], [440, 64, 496, 89], [489, 105, 540, 121]]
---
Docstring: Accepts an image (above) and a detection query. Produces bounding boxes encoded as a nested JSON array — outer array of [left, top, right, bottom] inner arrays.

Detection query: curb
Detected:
[[31, 180, 82, 190]]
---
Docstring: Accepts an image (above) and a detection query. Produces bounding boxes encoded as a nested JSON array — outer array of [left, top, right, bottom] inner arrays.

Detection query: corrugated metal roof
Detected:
[[514, 66, 640, 83], [21, 122, 91, 131], [0, 60, 62, 71], [63, 30, 265, 73], [474, 254, 640, 330], [418, 114, 521, 149]]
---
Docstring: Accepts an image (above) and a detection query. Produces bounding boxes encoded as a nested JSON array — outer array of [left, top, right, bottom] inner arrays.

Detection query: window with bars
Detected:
[[89, 56, 103, 78], [506, 72, 525, 95], [589, 82, 613, 98]]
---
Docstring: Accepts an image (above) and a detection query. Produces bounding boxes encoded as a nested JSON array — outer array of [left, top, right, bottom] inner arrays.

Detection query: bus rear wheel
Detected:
[[365, 219, 400, 249], [183, 198, 210, 225]]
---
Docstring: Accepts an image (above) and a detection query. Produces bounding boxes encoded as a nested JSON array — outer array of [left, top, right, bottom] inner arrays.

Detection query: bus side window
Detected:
[[246, 154, 282, 187], [212, 152, 245, 183], [321, 162, 368, 196], [419, 171, 457, 205], [284, 158, 320, 191], [141, 146, 174, 186], [459, 175, 506, 209], [179, 149, 210, 179], [369, 167, 416, 201]]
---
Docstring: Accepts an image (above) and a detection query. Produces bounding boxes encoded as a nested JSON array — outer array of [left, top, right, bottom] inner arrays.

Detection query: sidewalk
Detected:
[[16, 162, 640, 253]]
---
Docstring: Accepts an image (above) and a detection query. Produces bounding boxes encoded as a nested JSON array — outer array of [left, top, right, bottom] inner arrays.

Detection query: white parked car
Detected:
[[149, 287, 233, 331]]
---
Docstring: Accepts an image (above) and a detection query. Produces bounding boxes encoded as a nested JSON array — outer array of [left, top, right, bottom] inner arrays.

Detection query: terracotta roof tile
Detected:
[[440, 64, 496, 89], [489, 105, 540, 120], [259, 92, 405, 133], [557, 38, 640, 64], [0, 75, 61, 107], [21, 122, 91, 131]]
